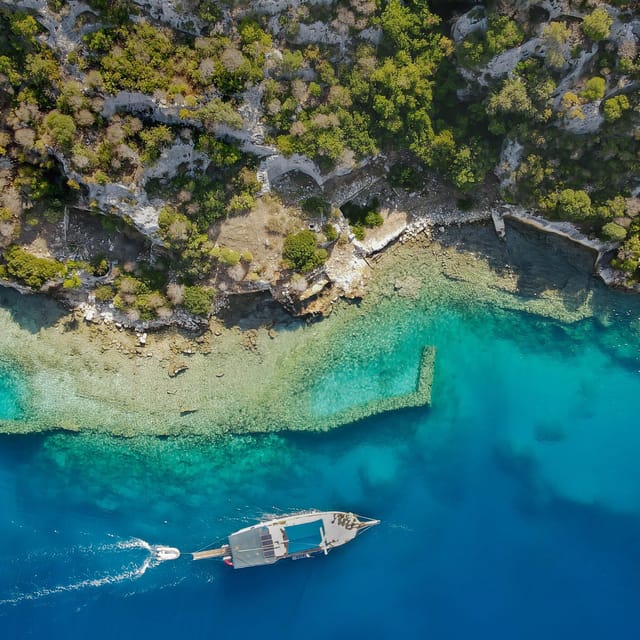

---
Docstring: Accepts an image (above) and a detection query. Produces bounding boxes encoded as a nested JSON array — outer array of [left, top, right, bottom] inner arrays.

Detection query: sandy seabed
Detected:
[[0, 220, 636, 437]]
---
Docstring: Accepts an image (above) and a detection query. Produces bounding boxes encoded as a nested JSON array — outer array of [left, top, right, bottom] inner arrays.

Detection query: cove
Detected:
[[1, 222, 640, 638]]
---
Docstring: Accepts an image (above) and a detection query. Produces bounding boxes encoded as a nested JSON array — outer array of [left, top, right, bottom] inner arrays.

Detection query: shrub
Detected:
[[63, 272, 82, 289], [612, 235, 640, 274], [94, 285, 114, 302], [218, 247, 241, 266], [302, 196, 330, 217], [283, 230, 326, 271], [542, 189, 593, 220], [542, 22, 571, 69], [323, 223, 338, 242], [181, 285, 214, 315], [3, 245, 65, 289], [456, 15, 524, 68], [580, 77, 606, 102], [91, 255, 109, 276], [139, 125, 173, 163], [388, 163, 422, 190], [134, 291, 168, 319], [44, 111, 77, 149], [166, 282, 184, 305], [581, 8, 613, 42], [364, 211, 384, 227], [351, 224, 366, 241], [240, 250, 253, 264], [226, 193, 255, 215], [601, 222, 627, 242], [603, 95, 630, 122]]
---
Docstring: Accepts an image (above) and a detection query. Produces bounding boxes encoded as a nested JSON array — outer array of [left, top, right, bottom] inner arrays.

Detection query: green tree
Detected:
[[10, 14, 40, 42], [580, 77, 606, 102], [581, 8, 613, 42], [456, 15, 524, 68], [181, 285, 214, 315], [490, 77, 532, 113], [139, 125, 173, 163], [282, 230, 326, 272], [542, 22, 571, 69], [4, 245, 65, 289], [44, 111, 77, 149], [603, 95, 630, 122], [612, 234, 640, 274], [542, 189, 593, 220], [601, 222, 627, 242]]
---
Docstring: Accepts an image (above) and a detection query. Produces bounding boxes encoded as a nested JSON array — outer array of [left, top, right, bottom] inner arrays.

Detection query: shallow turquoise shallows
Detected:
[[1, 282, 640, 639], [0, 364, 24, 421]]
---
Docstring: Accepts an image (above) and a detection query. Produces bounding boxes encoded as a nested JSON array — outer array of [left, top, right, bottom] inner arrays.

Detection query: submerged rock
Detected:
[[168, 360, 188, 377]]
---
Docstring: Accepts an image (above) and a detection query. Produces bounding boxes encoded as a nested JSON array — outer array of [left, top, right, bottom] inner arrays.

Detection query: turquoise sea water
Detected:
[[1, 279, 640, 637]]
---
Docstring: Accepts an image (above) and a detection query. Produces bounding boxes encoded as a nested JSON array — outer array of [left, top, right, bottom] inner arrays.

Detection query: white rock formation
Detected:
[[495, 139, 524, 190], [132, 0, 206, 32], [358, 27, 382, 45], [8, 0, 97, 55], [245, 0, 332, 16], [451, 8, 487, 44], [559, 101, 604, 135], [101, 92, 183, 123], [481, 38, 542, 84], [294, 21, 345, 46], [551, 44, 599, 110], [143, 142, 209, 183]]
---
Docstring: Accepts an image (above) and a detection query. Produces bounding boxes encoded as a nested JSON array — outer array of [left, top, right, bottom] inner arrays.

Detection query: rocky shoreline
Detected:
[[1, 204, 636, 438], [9, 160, 628, 337]]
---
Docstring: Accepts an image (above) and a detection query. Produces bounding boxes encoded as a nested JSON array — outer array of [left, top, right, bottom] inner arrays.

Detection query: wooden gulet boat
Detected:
[[191, 511, 380, 569]]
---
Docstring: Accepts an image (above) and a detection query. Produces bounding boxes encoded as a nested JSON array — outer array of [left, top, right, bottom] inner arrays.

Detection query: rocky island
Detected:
[[1, 0, 639, 435]]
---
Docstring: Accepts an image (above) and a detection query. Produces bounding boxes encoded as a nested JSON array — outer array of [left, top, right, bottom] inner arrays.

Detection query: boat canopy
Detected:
[[285, 519, 324, 554], [229, 526, 278, 569]]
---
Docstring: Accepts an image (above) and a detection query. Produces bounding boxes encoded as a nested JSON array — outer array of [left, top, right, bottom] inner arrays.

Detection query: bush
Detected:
[[283, 230, 326, 272], [226, 193, 255, 215], [364, 211, 384, 227], [581, 8, 613, 42], [94, 285, 114, 301], [3, 245, 65, 289], [388, 163, 422, 190], [580, 77, 606, 102], [302, 196, 330, 217], [139, 125, 173, 163], [323, 223, 338, 242], [44, 111, 76, 150], [603, 95, 629, 122], [218, 247, 241, 266], [542, 22, 571, 69], [91, 255, 109, 276], [612, 235, 640, 274], [181, 285, 214, 315], [351, 224, 366, 241], [601, 222, 627, 242], [63, 272, 82, 289], [541, 189, 593, 220]]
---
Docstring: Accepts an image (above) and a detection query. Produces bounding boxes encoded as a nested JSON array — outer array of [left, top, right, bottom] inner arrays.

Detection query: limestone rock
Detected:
[[168, 360, 188, 377]]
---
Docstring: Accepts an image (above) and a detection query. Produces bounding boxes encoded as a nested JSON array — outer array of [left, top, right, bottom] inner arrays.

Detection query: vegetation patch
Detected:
[[3, 245, 65, 289], [282, 230, 327, 272], [341, 198, 383, 240]]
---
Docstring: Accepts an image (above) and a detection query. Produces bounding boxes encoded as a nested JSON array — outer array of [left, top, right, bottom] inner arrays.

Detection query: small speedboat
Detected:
[[152, 545, 181, 561]]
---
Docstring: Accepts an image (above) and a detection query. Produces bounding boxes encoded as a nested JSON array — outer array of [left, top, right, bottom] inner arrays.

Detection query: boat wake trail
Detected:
[[0, 538, 163, 606]]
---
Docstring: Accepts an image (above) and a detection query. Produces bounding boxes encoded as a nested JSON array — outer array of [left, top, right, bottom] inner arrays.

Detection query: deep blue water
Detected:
[[1, 300, 640, 639]]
